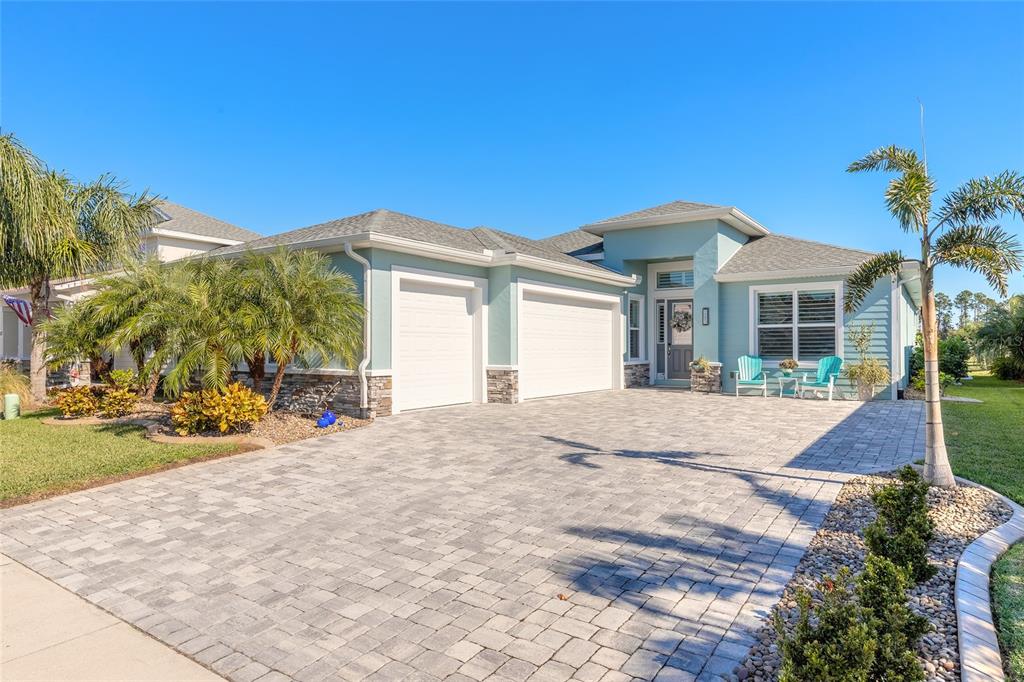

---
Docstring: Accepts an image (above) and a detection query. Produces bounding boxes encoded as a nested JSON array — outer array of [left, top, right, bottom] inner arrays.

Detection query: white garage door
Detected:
[[396, 280, 475, 411], [520, 291, 616, 400]]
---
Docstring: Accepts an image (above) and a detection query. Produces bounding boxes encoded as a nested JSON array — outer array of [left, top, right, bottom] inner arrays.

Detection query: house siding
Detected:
[[899, 284, 920, 388], [719, 276, 892, 398]]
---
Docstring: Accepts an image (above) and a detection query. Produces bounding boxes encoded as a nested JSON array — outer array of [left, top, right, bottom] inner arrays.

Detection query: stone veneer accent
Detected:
[[486, 368, 518, 404], [623, 362, 650, 388], [690, 362, 722, 393], [231, 371, 392, 419]]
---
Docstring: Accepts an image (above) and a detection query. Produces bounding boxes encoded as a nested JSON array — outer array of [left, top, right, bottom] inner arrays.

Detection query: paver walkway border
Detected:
[[954, 477, 1024, 682], [0, 553, 223, 681]]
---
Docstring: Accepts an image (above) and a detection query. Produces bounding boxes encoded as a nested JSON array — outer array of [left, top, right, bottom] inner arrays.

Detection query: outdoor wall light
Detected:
[[701, 307, 710, 325]]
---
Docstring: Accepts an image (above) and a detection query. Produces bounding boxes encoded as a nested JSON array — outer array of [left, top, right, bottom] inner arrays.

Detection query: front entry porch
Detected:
[[653, 297, 694, 386]]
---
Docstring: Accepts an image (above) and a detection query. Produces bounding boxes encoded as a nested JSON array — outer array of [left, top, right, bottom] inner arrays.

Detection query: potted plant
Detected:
[[845, 324, 891, 400], [690, 355, 710, 374], [779, 358, 799, 376]]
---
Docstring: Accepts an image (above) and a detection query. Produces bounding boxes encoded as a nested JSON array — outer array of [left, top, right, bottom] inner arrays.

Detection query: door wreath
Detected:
[[671, 310, 692, 333]]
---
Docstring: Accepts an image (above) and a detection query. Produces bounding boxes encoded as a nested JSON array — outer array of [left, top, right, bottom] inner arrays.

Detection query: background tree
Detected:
[[845, 147, 1023, 486], [972, 292, 997, 322], [245, 249, 363, 410], [934, 292, 953, 337], [954, 290, 974, 329], [0, 133, 159, 400], [975, 294, 1024, 380]]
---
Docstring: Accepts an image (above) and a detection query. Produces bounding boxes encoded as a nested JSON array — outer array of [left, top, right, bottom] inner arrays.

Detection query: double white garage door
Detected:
[[393, 274, 620, 412]]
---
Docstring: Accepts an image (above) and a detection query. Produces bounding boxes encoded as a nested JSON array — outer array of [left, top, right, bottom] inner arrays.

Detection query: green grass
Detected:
[[993, 543, 1024, 681], [943, 372, 1024, 680], [0, 409, 238, 504]]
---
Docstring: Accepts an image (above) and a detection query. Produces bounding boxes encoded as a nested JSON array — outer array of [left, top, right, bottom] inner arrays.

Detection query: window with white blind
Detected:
[[656, 270, 694, 289], [752, 285, 840, 362], [627, 296, 644, 360]]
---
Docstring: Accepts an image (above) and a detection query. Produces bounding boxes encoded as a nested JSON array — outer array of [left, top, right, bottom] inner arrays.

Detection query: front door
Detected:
[[667, 300, 694, 380]]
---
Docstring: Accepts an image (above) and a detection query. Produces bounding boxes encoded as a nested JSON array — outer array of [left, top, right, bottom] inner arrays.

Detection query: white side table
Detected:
[[777, 374, 801, 398]]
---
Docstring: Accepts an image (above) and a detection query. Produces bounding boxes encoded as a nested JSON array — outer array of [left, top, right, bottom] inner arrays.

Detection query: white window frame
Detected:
[[747, 281, 844, 368], [626, 294, 645, 361]]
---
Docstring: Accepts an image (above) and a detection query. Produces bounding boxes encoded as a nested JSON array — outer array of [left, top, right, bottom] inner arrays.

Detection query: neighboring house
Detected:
[[0, 201, 261, 375], [206, 200, 922, 418]]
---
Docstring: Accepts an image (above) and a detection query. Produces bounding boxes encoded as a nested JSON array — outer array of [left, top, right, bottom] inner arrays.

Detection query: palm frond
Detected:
[[933, 225, 1023, 297], [847, 145, 926, 174], [844, 251, 907, 313], [884, 171, 934, 232], [934, 171, 1024, 229]]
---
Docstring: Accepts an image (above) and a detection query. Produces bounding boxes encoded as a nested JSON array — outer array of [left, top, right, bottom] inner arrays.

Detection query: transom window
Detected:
[[755, 287, 839, 362], [627, 296, 644, 360], [656, 270, 694, 289]]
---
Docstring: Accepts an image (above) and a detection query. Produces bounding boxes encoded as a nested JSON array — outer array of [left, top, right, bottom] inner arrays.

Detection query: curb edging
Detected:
[[953, 476, 1024, 682]]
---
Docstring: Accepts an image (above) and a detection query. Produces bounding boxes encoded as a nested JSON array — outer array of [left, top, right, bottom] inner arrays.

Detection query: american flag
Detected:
[[2, 295, 32, 325]]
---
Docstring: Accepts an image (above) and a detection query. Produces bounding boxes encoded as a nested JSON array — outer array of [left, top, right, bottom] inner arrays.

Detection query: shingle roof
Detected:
[[717, 234, 875, 276], [153, 201, 261, 243], [540, 229, 604, 256], [208, 209, 618, 275], [587, 200, 722, 226], [210, 209, 487, 257]]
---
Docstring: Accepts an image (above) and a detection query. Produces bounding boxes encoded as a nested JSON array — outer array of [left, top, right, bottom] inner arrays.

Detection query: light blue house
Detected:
[[210, 200, 922, 417]]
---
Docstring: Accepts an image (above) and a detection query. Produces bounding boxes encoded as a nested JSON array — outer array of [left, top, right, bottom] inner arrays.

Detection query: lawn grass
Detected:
[[943, 371, 1024, 680], [0, 409, 239, 505]]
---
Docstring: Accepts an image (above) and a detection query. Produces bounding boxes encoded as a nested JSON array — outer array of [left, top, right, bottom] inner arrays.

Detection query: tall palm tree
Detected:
[[0, 133, 160, 400], [244, 249, 363, 410], [845, 147, 1023, 486]]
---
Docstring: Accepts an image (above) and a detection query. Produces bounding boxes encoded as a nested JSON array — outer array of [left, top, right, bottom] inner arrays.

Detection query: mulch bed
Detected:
[[737, 472, 1012, 682]]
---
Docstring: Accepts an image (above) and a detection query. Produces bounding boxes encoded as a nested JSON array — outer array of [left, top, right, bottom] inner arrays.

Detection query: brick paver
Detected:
[[0, 390, 923, 681]]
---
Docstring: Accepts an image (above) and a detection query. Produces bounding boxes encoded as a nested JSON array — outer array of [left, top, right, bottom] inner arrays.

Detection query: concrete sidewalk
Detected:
[[0, 554, 221, 681]]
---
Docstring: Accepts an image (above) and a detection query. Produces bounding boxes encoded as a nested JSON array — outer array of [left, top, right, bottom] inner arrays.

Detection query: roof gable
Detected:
[[153, 201, 261, 243], [717, 234, 875, 278]]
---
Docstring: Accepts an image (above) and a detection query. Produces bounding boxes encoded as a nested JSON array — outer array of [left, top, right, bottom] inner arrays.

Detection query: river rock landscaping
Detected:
[[736, 471, 1012, 682]]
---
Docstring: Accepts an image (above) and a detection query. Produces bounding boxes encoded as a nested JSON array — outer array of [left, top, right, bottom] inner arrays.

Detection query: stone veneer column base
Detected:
[[623, 363, 650, 388], [231, 371, 392, 419], [486, 368, 519, 404], [690, 363, 722, 393]]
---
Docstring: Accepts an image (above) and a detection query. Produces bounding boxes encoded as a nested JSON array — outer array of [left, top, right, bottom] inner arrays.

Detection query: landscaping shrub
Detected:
[[52, 386, 99, 418], [908, 333, 971, 381], [171, 382, 267, 435], [991, 354, 1024, 381], [775, 569, 877, 682], [99, 387, 138, 418], [910, 370, 954, 395], [864, 466, 936, 583], [105, 369, 138, 389], [857, 554, 929, 682]]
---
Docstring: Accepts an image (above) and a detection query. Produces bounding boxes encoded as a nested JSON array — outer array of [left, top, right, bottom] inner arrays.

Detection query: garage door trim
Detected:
[[391, 266, 488, 414], [516, 279, 623, 402]]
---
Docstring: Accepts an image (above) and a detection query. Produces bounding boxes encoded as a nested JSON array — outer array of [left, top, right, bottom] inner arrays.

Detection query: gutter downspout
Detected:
[[344, 242, 371, 414]]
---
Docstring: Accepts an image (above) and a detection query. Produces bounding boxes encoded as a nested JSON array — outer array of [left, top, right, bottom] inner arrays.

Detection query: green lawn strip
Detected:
[[942, 372, 1024, 680], [992, 542, 1024, 681], [0, 409, 239, 504]]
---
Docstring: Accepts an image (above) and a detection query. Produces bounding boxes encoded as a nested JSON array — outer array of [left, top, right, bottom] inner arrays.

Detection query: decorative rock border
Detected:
[[40, 416, 275, 450], [953, 476, 1024, 682]]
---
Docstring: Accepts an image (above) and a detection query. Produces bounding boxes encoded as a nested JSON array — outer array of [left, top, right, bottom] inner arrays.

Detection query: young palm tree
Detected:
[[40, 297, 114, 381], [157, 258, 257, 398], [845, 147, 1023, 486], [90, 258, 188, 398], [245, 249, 363, 410], [0, 133, 160, 400]]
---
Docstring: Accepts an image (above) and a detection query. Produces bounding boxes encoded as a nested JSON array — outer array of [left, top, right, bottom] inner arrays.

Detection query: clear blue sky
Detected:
[[3, 1, 1022, 298]]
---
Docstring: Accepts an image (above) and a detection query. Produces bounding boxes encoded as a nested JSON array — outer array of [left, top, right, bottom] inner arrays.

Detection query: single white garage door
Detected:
[[396, 280, 475, 411], [519, 291, 616, 400]]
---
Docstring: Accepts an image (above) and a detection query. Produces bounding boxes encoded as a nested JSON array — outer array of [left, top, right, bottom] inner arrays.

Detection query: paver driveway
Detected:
[[0, 390, 923, 682]]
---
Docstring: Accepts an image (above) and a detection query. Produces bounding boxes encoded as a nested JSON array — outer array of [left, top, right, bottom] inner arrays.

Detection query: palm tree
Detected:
[[40, 296, 114, 381], [0, 133, 160, 400], [845, 147, 1023, 486], [244, 249, 363, 410], [90, 258, 189, 399], [157, 258, 257, 398]]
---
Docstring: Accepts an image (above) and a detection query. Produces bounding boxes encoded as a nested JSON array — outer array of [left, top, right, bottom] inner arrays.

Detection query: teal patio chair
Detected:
[[799, 355, 843, 401], [734, 355, 768, 398]]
